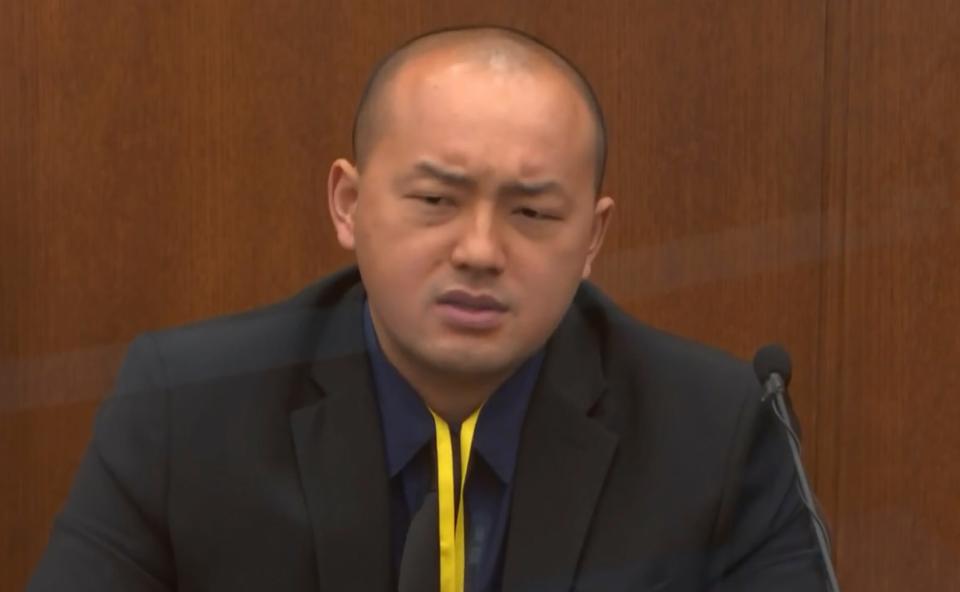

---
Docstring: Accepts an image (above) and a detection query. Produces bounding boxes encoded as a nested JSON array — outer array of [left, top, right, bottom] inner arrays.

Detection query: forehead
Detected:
[[372, 49, 595, 181]]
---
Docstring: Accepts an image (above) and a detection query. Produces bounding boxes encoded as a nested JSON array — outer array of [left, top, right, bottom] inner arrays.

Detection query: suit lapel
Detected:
[[289, 284, 394, 592], [286, 273, 619, 592], [501, 303, 620, 592]]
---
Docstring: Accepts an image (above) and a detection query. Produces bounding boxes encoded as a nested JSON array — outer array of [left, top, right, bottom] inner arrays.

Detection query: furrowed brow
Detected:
[[498, 179, 567, 200], [412, 161, 476, 189]]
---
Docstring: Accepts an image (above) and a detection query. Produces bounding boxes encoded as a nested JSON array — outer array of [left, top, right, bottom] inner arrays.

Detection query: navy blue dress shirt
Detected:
[[363, 302, 544, 592]]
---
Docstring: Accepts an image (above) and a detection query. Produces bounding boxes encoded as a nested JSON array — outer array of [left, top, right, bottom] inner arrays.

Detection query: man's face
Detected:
[[329, 52, 613, 381]]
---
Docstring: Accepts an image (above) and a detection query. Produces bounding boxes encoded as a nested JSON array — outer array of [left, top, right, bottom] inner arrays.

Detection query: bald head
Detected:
[[351, 26, 607, 194]]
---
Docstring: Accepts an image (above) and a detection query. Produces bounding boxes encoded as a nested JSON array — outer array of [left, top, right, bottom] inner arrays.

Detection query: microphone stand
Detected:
[[764, 374, 841, 592]]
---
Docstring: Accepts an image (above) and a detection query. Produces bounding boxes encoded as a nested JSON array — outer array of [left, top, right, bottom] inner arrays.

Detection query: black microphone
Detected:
[[753, 343, 792, 402], [752, 344, 841, 592]]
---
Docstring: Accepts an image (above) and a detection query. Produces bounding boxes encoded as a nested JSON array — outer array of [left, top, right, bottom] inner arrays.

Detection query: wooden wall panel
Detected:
[[823, 0, 960, 589], [1, 6, 349, 584], [4, 1, 957, 590], [588, 2, 828, 479], [1, 1, 828, 588]]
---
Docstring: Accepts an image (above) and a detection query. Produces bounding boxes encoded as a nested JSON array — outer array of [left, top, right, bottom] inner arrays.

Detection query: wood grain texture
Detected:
[[814, 0, 851, 580], [0, 1, 828, 588], [825, 0, 960, 588], [3, 0, 957, 590]]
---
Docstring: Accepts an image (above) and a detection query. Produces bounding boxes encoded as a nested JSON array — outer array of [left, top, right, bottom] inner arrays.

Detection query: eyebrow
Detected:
[[409, 160, 568, 200], [498, 179, 564, 199], [411, 161, 475, 189]]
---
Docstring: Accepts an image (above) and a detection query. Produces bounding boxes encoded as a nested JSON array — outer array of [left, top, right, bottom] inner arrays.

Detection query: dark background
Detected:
[[2, 1, 958, 589]]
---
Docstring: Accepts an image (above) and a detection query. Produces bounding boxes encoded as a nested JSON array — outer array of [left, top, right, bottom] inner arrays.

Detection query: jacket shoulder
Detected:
[[119, 266, 363, 392], [573, 281, 761, 410]]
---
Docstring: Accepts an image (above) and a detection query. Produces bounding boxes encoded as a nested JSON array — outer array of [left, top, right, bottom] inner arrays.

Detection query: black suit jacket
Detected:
[[29, 267, 827, 591]]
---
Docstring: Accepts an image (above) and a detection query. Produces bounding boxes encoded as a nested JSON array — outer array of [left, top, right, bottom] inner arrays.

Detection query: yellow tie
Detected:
[[430, 406, 482, 592]]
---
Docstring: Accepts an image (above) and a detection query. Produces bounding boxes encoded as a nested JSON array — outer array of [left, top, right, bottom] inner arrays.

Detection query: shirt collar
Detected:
[[363, 300, 543, 484]]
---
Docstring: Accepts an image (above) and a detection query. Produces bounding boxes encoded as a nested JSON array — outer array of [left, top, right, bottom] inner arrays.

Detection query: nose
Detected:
[[449, 203, 505, 275]]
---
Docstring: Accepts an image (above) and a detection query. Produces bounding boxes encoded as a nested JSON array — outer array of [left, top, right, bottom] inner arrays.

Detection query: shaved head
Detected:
[[351, 26, 608, 194], [328, 26, 616, 410]]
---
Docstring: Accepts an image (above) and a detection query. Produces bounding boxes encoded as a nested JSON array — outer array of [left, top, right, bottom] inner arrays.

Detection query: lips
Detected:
[[437, 290, 508, 312], [435, 289, 508, 331]]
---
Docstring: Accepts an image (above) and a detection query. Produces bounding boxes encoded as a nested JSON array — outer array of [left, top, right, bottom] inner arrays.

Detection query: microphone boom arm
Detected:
[[765, 372, 842, 592]]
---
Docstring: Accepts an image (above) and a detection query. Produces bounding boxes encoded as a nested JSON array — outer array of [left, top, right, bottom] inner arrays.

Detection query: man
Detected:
[[29, 26, 827, 591]]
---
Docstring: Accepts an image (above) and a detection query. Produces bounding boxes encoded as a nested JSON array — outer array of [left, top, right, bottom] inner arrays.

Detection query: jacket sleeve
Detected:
[[704, 389, 831, 592], [27, 334, 175, 592]]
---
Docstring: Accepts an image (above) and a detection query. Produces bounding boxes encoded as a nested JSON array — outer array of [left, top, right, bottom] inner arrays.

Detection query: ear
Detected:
[[581, 195, 615, 279], [327, 158, 361, 251]]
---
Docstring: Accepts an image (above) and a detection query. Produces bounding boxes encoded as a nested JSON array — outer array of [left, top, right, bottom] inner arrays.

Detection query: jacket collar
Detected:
[[289, 277, 394, 591], [500, 293, 620, 592], [289, 269, 619, 592], [363, 297, 545, 484]]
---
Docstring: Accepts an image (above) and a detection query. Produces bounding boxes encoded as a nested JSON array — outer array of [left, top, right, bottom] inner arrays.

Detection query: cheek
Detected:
[[514, 225, 591, 274], [355, 215, 449, 306], [512, 242, 586, 309], [357, 201, 438, 262], [523, 264, 582, 308]]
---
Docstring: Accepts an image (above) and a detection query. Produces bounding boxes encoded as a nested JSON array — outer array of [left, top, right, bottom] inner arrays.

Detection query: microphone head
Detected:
[[752, 343, 792, 388]]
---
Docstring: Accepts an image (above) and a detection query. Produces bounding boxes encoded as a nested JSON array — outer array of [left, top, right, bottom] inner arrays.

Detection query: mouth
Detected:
[[435, 290, 508, 331]]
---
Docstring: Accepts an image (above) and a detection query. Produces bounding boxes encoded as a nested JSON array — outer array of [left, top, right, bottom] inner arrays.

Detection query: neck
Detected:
[[415, 378, 499, 425], [366, 310, 515, 425], [385, 348, 515, 425]]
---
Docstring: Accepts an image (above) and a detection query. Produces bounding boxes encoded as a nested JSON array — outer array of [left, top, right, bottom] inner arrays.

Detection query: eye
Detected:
[[414, 195, 454, 207], [516, 207, 555, 220]]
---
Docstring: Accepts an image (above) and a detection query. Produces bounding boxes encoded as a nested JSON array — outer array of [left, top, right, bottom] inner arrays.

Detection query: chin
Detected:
[[423, 345, 518, 377]]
